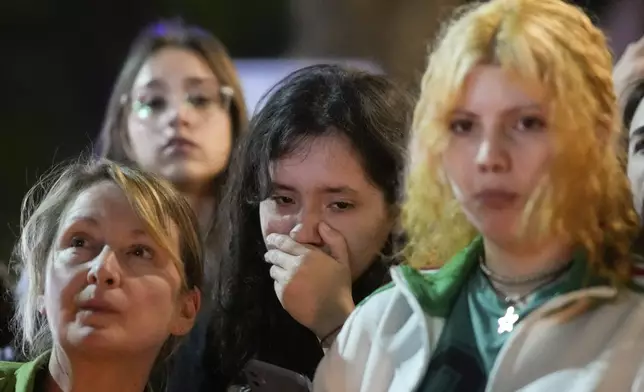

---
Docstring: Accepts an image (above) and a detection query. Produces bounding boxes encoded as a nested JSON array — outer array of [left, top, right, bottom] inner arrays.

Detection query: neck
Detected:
[[46, 345, 155, 392], [482, 236, 573, 279], [181, 191, 216, 233]]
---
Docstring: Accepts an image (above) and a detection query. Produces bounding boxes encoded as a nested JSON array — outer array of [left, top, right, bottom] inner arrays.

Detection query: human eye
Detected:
[[515, 115, 546, 132], [139, 95, 166, 110], [133, 95, 167, 119], [70, 236, 88, 248], [329, 201, 355, 212], [449, 118, 475, 135], [128, 244, 154, 260], [270, 195, 295, 205], [187, 93, 215, 109], [60, 233, 95, 263], [634, 139, 644, 155]]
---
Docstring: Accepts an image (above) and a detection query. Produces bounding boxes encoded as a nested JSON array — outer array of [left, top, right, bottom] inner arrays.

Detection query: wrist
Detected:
[[319, 323, 344, 349], [314, 301, 355, 340]]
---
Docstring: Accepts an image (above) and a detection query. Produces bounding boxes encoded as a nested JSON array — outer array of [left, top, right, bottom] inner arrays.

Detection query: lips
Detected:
[[77, 298, 118, 314], [163, 137, 197, 153], [474, 190, 518, 209]]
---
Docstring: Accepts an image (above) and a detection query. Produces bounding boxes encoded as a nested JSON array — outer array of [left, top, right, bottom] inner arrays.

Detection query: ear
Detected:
[[170, 288, 200, 337]]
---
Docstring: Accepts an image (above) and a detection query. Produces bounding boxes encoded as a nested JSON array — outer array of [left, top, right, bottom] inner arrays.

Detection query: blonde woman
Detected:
[[0, 159, 202, 392], [314, 0, 644, 391]]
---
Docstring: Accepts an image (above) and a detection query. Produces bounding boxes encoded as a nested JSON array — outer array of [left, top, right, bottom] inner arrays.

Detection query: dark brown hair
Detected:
[[97, 19, 247, 162]]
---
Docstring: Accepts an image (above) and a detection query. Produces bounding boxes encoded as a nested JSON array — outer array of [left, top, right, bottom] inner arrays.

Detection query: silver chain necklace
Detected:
[[479, 256, 573, 334]]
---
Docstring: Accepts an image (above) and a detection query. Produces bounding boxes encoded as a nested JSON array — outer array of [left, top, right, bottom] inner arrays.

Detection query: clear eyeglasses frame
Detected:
[[122, 85, 234, 125]]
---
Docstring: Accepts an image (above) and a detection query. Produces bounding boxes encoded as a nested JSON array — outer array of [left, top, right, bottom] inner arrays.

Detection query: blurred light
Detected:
[[233, 59, 383, 114]]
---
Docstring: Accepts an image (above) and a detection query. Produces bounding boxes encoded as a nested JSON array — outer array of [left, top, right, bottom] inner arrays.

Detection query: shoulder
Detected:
[[313, 267, 442, 390], [0, 352, 50, 392], [0, 360, 25, 389], [342, 266, 440, 345], [0, 360, 22, 374]]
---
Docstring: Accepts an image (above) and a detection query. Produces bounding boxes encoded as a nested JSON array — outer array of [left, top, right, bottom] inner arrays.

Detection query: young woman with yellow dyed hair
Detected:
[[313, 0, 644, 391]]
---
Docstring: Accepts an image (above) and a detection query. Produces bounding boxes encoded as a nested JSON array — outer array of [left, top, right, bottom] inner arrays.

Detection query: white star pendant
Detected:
[[498, 306, 519, 334]]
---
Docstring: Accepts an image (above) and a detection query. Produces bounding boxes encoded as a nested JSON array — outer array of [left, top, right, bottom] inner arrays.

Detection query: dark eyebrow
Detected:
[[271, 182, 358, 196], [272, 182, 296, 193], [630, 126, 644, 141], [184, 77, 219, 88], [321, 186, 358, 196], [139, 79, 165, 89]]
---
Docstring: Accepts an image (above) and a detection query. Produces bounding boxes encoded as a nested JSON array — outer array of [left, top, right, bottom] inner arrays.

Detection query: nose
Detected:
[[290, 210, 324, 248], [168, 102, 192, 131], [475, 132, 510, 173], [87, 246, 121, 288]]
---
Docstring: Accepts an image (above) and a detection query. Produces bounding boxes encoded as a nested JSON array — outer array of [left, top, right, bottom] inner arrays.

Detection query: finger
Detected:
[[274, 280, 285, 304], [318, 222, 350, 264], [265, 249, 301, 271], [266, 233, 310, 255], [269, 264, 290, 284], [263, 214, 298, 237]]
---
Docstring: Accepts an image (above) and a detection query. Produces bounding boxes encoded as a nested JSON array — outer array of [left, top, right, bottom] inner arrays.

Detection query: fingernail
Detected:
[[319, 222, 330, 232], [290, 223, 303, 238]]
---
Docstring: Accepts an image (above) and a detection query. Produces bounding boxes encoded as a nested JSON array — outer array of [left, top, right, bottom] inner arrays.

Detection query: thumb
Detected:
[[318, 222, 349, 264]]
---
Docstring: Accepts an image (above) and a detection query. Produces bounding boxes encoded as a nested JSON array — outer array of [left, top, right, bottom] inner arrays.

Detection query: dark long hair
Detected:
[[213, 64, 413, 382]]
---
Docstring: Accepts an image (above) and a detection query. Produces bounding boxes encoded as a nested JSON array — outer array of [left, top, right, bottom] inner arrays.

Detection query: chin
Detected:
[[65, 329, 124, 354], [66, 331, 155, 357], [473, 217, 522, 245], [161, 163, 215, 187]]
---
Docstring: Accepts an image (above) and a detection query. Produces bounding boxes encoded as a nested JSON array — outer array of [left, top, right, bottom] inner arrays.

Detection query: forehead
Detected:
[[629, 99, 644, 141], [132, 47, 217, 89], [458, 65, 543, 110], [270, 134, 373, 190], [61, 181, 140, 226]]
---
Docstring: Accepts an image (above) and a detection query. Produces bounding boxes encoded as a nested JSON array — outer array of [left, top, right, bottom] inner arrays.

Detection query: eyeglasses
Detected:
[[127, 85, 234, 124]]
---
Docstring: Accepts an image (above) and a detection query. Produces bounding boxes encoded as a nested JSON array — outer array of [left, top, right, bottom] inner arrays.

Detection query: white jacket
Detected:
[[314, 262, 644, 392]]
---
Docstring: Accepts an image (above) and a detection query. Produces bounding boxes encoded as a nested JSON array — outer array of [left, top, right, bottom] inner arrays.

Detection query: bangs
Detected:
[[405, 0, 637, 276], [109, 165, 186, 282]]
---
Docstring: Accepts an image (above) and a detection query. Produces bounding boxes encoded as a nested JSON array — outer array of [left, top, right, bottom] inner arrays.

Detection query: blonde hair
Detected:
[[404, 0, 639, 282], [12, 157, 204, 359]]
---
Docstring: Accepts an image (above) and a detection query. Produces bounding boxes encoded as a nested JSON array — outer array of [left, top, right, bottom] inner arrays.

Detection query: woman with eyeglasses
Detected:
[[96, 20, 248, 392]]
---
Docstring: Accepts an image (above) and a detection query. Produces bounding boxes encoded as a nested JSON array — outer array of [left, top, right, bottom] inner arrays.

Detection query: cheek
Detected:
[[515, 144, 552, 188], [127, 277, 178, 319], [628, 159, 644, 185], [259, 202, 298, 240], [442, 152, 469, 201], [44, 263, 87, 321], [125, 121, 157, 161], [628, 159, 644, 204], [202, 115, 233, 156], [341, 212, 393, 275]]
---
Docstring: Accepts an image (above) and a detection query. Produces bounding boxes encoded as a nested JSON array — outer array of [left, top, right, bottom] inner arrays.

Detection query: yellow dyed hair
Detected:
[[404, 0, 639, 283]]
